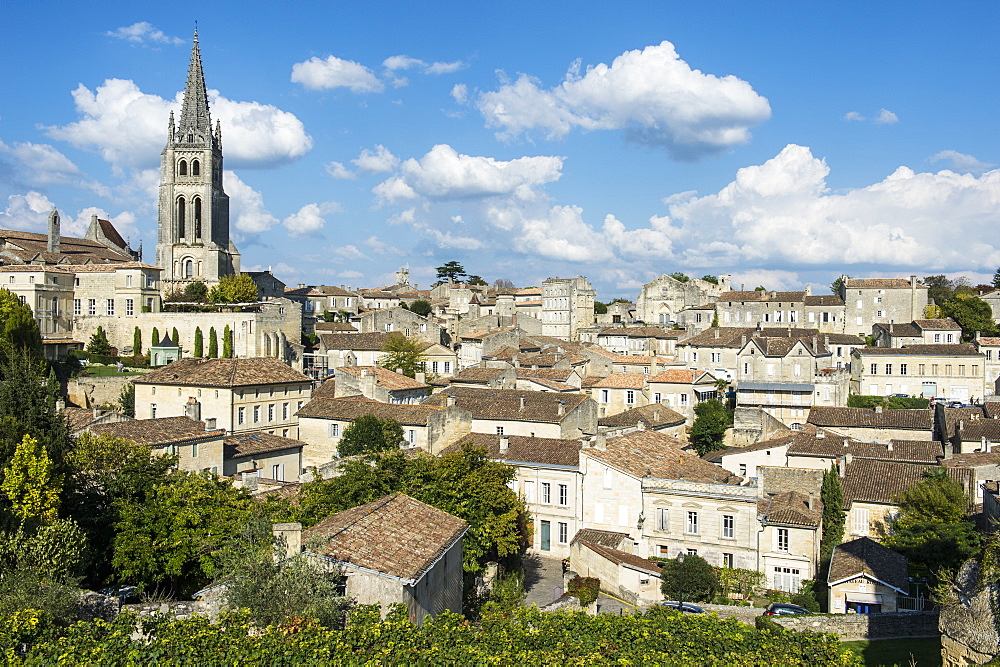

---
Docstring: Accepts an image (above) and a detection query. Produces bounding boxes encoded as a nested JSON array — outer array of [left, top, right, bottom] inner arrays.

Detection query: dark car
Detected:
[[661, 601, 705, 614], [764, 602, 811, 616]]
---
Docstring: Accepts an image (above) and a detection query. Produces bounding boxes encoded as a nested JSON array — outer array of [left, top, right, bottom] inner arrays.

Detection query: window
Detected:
[[739, 463, 747, 477], [653, 392, 662, 403], [73, 299, 81, 315], [934, 333, 941, 343], [524, 481, 535, 503], [558, 522, 568, 544], [282, 403, 289, 420], [686, 548, 698, 556], [626, 390, 635, 405], [558, 484, 568, 506], [268, 404, 275, 422], [773, 567, 801, 593], [853, 507, 870, 536], [407, 429, 415, 446], [686, 511, 698, 535], [191, 442, 199, 458], [870, 363, 878, 375], [106, 299, 114, 315], [599, 389, 609, 403], [777, 528, 789, 552], [722, 514, 735, 539], [272, 464, 284, 482], [431, 361, 439, 373], [125, 298, 134, 316], [885, 364, 892, 375], [722, 553, 734, 569], [947, 333, 954, 343], [443, 362, 451, 373], [877, 310, 884, 318], [329, 423, 340, 438], [88, 299, 96, 315], [541, 482, 551, 504], [237, 407, 245, 425], [150, 403, 157, 419], [919, 363, 925, 375], [959, 364, 966, 376], [496, 426, 504, 435], [657, 508, 669, 531], [253, 406, 260, 423], [900, 363, 907, 375], [603, 466, 613, 489]]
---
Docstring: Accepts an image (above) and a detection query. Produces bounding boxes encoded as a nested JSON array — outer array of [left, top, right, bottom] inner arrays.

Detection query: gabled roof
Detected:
[[579, 540, 662, 577], [133, 358, 310, 387], [842, 459, 974, 506], [647, 368, 711, 384], [571, 528, 630, 549], [447, 432, 582, 467], [807, 407, 932, 431], [304, 493, 468, 583], [586, 430, 738, 483], [91, 416, 223, 446], [581, 374, 646, 390], [597, 404, 686, 429], [828, 536, 908, 592], [449, 367, 510, 384], [717, 290, 806, 303], [296, 397, 443, 426], [758, 490, 822, 527], [337, 366, 429, 391], [320, 332, 392, 351], [422, 387, 588, 423], [786, 430, 941, 464], [854, 344, 980, 357], [913, 318, 961, 331], [224, 431, 305, 458], [844, 278, 921, 290]]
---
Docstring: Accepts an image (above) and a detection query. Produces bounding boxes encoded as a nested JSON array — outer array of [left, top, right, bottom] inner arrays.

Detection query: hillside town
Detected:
[[2, 24, 999, 667]]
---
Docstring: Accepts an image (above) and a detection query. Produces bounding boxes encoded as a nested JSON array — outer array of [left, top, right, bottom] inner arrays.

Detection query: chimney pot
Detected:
[[519, 396, 525, 410], [205, 417, 217, 431], [808, 492, 815, 511], [499, 435, 509, 454], [558, 401, 565, 416]]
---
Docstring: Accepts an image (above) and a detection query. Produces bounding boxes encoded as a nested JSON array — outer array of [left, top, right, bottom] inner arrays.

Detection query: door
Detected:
[[921, 382, 937, 398], [540, 520, 551, 551]]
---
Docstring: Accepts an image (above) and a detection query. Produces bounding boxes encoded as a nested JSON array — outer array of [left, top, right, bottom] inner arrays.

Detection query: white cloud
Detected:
[[224, 172, 279, 233], [601, 213, 682, 258], [383, 55, 424, 71], [473, 41, 770, 159], [875, 108, 899, 125], [929, 150, 995, 174], [420, 226, 484, 250], [0, 140, 109, 195], [44, 79, 312, 170], [291, 56, 384, 93], [364, 235, 404, 255], [283, 202, 339, 236], [843, 111, 864, 122], [352, 145, 399, 173], [426, 60, 465, 75], [375, 144, 563, 204], [451, 83, 468, 105], [106, 22, 183, 46], [729, 269, 802, 291], [333, 244, 369, 261], [325, 161, 355, 180], [0, 192, 54, 231]]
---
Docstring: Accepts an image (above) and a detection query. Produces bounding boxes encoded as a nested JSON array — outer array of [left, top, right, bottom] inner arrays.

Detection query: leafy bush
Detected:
[[847, 395, 929, 409], [661, 554, 718, 602], [567, 576, 600, 606]]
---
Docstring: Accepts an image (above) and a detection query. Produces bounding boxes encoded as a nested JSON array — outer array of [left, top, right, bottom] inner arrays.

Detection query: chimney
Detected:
[[446, 394, 456, 407], [943, 442, 954, 460], [205, 417, 217, 431], [558, 401, 566, 416], [184, 397, 201, 421], [93, 407, 102, 418], [816, 431, 825, 439], [593, 433, 607, 450], [807, 492, 815, 511], [874, 405, 883, 414], [887, 442, 894, 452], [416, 371, 426, 384], [47, 209, 60, 254], [714, 328, 719, 339], [653, 408, 660, 421], [499, 435, 509, 454], [242, 470, 258, 491], [272, 522, 302, 562], [298, 283, 305, 289], [637, 419, 646, 431], [843, 439, 849, 447], [519, 396, 526, 410]]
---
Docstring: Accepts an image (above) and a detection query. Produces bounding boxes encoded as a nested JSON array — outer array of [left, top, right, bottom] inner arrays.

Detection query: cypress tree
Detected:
[[223, 325, 233, 358], [814, 464, 846, 609], [193, 327, 203, 357], [133, 326, 142, 356], [208, 327, 218, 358], [171, 328, 179, 345], [152, 327, 160, 346]]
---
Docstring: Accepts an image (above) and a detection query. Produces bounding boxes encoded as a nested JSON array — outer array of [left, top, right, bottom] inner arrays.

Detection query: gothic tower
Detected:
[[156, 30, 240, 288]]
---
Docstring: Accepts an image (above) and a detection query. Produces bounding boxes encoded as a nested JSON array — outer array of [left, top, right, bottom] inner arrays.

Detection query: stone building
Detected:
[[283, 284, 359, 333], [156, 31, 240, 289], [757, 491, 823, 592], [90, 415, 225, 474], [634, 274, 729, 325], [827, 537, 908, 614], [332, 366, 430, 404], [539, 276, 596, 340], [837, 277, 928, 337], [422, 387, 597, 439], [871, 318, 962, 348], [850, 343, 987, 400]]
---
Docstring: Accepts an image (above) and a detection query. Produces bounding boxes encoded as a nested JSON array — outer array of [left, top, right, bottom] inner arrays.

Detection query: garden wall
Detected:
[[772, 611, 939, 641]]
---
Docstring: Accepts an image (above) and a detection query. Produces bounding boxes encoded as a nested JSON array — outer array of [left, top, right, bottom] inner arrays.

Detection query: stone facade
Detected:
[[635, 274, 729, 325], [838, 276, 928, 337], [539, 276, 596, 340]]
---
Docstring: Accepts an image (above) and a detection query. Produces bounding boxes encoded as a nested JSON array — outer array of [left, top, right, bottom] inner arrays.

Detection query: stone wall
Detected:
[[729, 406, 787, 447], [758, 465, 825, 497], [772, 611, 939, 641], [68, 375, 139, 408], [939, 560, 1000, 664]]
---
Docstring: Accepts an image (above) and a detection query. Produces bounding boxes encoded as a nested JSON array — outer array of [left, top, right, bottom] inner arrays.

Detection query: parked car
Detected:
[[763, 602, 811, 616], [889, 393, 910, 398], [661, 601, 705, 614], [947, 400, 967, 408]]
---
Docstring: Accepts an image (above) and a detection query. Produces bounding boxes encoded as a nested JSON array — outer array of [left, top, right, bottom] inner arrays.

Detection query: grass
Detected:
[[842, 637, 941, 666], [81, 364, 146, 377]]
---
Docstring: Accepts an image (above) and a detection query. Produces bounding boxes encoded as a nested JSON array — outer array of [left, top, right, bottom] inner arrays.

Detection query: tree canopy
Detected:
[[378, 333, 427, 378], [0, 289, 42, 358], [209, 274, 259, 303], [86, 326, 111, 355], [435, 261, 466, 283], [689, 399, 731, 456], [668, 272, 690, 283], [406, 299, 432, 316], [335, 415, 405, 457], [660, 553, 717, 602], [940, 293, 996, 341], [701, 275, 719, 285]]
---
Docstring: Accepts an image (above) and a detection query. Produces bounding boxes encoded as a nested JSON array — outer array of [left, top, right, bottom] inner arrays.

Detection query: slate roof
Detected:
[[320, 332, 392, 352], [597, 404, 686, 429], [570, 528, 630, 549], [91, 416, 224, 446], [758, 490, 822, 527], [842, 459, 974, 506], [423, 387, 588, 423], [446, 432, 582, 467], [586, 431, 738, 483], [304, 493, 468, 583], [854, 344, 981, 356], [807, 407, 932, 431], [338, 366, 429, 391], [296, 397, 442, 426], [224, 431, 306, 458], [828, 536, 908, 592], [579, 541, 662, 576], [581, 374, 646, 389], [133, 358, 310, 387]]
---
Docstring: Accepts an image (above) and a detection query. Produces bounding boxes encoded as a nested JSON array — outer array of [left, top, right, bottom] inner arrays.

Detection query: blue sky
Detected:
[[2, 1, 999, 299]]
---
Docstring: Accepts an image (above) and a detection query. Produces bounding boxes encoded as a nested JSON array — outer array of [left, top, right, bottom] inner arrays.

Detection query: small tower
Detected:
[[47, 209, 60, 254], [395, 266, 410, 287], [156, 30, 240, 291]]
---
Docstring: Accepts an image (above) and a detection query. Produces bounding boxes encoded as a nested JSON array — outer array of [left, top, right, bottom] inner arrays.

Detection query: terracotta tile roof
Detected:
[[62, 407, 102, 432], [446, 432, 582, 467], [647, 369, 698, 384], [314, 322, 359, 333], [786, 430, 941, 464], [224, 431, 305, 458], [91, 416, 224, 446], [803, 295, 844, 306], [611, 355, 656, 365], [296, 397, 442, 426], [516, 353, 564, 368], [807, 407, 932, 431], [515, 368, 574, 381], [854, 343, 981, 356], [718, 290, 806, 302], [913, 318, 962, 331], [939, 450, 1000, 468], [0, 228, 133, 263], [823, 333, 866, 345], [828, 537, 908, 591], [707, 430, 799, 461], [133, 358, 310, 387], [515, 287, 542, 296], [304, 493, 468, 582], [985, 403, 1000, 420], [844, 278, 920, 289], [570, 528, 630, 549], [758, 490, 822, 527], [580, 541, 662, 576], [522, 378, 576, 392], [842, 459, 974, 506], [949, 415, 1000, 444], [586, 431, 738, 483], [313, 378, 337, 398], [338, 366, 429, 391], [423, 387, 588, 423], [450, 367, 509, 384], [581, 374, 646, 389], [320, 332, 392, 351], [55, 262, 159, 272], [597, 404, 686, 429]]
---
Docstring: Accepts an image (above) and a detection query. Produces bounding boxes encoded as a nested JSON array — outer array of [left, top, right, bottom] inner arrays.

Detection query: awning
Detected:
[[693, 388, 717, 396], [845, 592, 883, 604]]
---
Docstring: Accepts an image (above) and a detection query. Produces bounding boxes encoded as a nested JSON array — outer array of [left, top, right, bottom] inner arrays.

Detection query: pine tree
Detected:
[[171, 328, 179, 345], [87, 326, 112, 355], [993, 266, 1000, 289], [193, 327, 203, 357], [208, 327, 218, 358], [133, 326, 142, 356], [223, 325, 233, 358]]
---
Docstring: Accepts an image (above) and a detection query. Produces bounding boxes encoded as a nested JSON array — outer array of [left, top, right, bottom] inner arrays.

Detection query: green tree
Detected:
[[378, 332, 428, 378], [711, 312, 720, 327], [668, 272, 690, 283], [689, 399, 731, 456], [993, 267, 1000, 289], [941, 293, 996, 341], [87, 326, 112, 355], [435, 261, 466, 283], [151, 326, 160, 346], [112, 471, 257, 595], [0, 288, 42, 358], [0, 518, 88, 584], [883, 468, 981, 586], [119, 382, 135, 418], [594, 301, 608, 314], [336, 415, 404, 457], [1, 434, 61, 523], [183, 281, 208, 302], [133, 326, 142, 356], [171, 327, 179, 345], [923, 275, 954, 306], [814, 464, 845, 609], [215, 520, 351, 629], [467, 274, 487, 286], [193, 327, 204, 357], [831, 275, 849, 295], [208, 327, 218, 358], [701, 275, 719, 285], [212, 274, 259, 303], [222, 325, 233, 358], [660, 553, 718, 602], [407, 299, 432, 316]]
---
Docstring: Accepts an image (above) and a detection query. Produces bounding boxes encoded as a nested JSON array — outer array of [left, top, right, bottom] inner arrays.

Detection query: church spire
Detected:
[[177, 29, 212, 144]]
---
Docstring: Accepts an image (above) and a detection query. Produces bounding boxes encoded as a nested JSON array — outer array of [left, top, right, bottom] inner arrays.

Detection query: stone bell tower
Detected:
[[156, 30, 240, 289]]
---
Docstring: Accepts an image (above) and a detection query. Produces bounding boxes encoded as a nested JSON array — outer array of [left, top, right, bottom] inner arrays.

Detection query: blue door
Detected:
[[541, 520, 551, 551]]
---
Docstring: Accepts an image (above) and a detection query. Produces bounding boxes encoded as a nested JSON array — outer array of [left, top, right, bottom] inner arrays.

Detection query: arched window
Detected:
[[177, 196, 186, 238], [194, 197, 202, 239], [192, 159, 200, 176], [178, 159, 187, 176], [184, 259, 194, 279]]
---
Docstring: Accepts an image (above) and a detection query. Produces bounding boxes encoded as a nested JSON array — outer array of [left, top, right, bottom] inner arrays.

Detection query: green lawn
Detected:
[[842, 637, 941, 666], [81, 365, 147, 377]]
